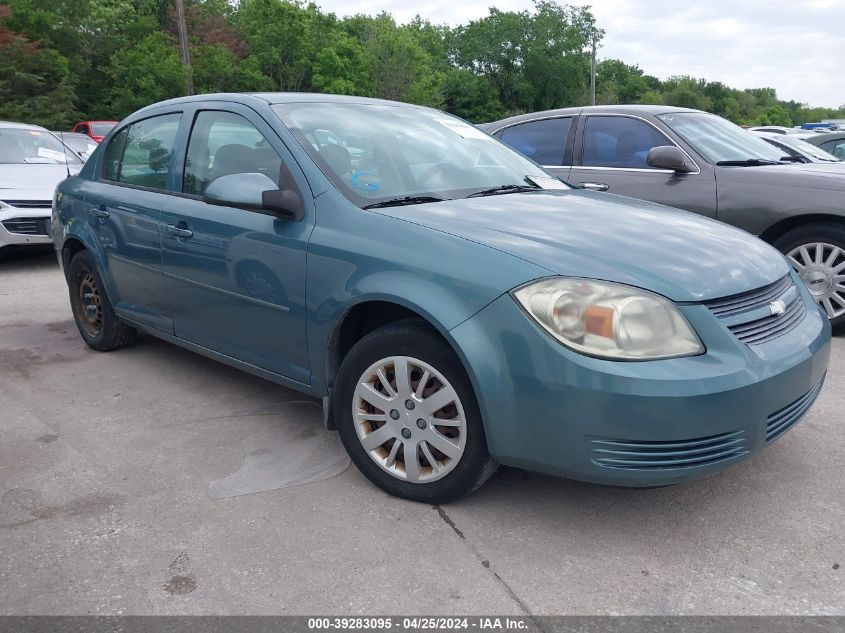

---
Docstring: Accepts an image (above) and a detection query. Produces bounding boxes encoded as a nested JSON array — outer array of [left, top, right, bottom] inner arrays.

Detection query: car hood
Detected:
[[377, 190, 789, 302], [716, 162, 845, 191], [0, 164, 78, 196]]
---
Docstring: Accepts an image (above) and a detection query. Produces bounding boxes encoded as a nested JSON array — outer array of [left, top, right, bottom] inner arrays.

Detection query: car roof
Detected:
[[131, 92, 438, 119], [76, 120, 118, 124], [0, 120, 48, 131], [484, 104, 701, 129]]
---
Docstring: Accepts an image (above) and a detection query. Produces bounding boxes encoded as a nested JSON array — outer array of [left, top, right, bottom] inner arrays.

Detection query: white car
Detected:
[[0, 121, 82, 249], [51, 131, 99, 161]]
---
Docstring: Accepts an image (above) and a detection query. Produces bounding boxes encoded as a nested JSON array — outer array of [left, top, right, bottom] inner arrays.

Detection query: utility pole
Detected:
[[174, 0, 194, 95], [590, 36, 596, 106]]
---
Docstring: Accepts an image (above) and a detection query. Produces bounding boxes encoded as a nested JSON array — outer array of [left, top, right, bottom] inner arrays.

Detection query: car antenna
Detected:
[[58, 130, 71, 178]]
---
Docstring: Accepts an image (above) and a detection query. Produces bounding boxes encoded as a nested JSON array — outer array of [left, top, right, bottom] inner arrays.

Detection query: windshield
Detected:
[[657, 112, 785, 164], [59, 134, 98, 155], [777, 135, 841, 162], [0, 128, 82, 165], [92, 122, 117, 136], [272, 102, 565, 206]]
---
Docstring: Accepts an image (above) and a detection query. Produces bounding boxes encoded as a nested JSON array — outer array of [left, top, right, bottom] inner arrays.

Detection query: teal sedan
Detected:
[[52, 94, 830, 502]]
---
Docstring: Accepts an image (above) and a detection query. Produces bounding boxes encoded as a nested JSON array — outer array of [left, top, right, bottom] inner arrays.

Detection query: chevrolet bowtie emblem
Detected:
[[769, 299, 786, 316]]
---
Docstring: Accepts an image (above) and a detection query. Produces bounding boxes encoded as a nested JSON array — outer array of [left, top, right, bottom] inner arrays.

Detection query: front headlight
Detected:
[[513, 278, 704, 360]]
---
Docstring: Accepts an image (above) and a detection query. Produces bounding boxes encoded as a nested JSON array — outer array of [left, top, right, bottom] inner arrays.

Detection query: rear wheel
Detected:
[[334, 320, 496, 503], [774, 223, 845, 333], [67, 249, 137, 351]]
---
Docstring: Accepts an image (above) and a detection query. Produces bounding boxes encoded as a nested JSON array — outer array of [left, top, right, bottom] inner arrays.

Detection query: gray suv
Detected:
[[484, 106, 845, 331]]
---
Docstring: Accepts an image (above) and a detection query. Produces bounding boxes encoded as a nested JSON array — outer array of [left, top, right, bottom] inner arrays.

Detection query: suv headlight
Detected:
[[513, 278, 704, 360]]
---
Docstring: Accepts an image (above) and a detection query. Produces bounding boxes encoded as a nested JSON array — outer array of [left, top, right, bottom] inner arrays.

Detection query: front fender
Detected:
[[305, 192, 550, 395]]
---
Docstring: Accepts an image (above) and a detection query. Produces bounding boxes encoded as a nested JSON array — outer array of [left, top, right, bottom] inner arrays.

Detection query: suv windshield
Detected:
[[273, 102, 565, 207], [0, 128, 82, 165], [658, 112, 786, 165]]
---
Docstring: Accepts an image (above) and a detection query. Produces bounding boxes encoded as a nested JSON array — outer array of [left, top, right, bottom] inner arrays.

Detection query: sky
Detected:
[[316, 0, 845, 109]]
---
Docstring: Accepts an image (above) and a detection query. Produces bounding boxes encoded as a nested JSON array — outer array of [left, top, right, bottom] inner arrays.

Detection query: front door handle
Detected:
[[579, 182, 609, 192], [92, 206, 110, 219], [164, 223, 194, 239]]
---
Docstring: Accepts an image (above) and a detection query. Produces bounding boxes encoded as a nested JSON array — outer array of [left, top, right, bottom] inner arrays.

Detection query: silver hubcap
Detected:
[[353, 356, 466, 484], [787, 242, 845, 319]]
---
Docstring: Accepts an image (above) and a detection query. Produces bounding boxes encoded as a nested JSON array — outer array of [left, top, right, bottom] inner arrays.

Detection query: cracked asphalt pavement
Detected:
[[1, 248, 843, 615]]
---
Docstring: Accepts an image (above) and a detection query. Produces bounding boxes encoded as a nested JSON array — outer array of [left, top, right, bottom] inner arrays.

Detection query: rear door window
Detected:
[[117, 113, 181, 190], [499, 118, 572, 166]]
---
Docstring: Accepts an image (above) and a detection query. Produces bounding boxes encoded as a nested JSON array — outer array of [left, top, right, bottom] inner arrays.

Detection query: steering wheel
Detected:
[[417, 163, 448, 187]]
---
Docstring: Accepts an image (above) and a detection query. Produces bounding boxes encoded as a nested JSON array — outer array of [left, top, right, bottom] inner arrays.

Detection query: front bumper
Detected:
[[449, 278, 831, 486], [0, 205, 53, 248]]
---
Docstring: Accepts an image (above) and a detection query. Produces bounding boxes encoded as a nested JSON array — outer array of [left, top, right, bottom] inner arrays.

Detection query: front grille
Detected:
[[0, 200, 52, 209], [705, 276, 792, 318], [705, 275, 806, 346], [727, 295, 806, 345], [587, 431, 748, 470], [767, 376, 825, 442], [2, 217, 50, 236]]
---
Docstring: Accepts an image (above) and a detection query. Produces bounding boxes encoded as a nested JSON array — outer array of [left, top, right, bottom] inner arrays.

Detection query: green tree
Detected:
[[344, 13, 444, 106], [0, 5, 77, 127], [443, 68, 505, 122], [105, 31, 186, 117]]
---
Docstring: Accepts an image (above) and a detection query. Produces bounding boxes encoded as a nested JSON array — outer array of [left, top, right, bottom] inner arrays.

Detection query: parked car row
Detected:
[[48, 93, 830, 503]]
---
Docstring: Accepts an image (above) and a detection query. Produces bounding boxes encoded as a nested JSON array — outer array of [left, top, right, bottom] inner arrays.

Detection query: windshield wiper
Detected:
[[466, 183, 541, 198], [715, 158, 786, 166], [363, 196, 448, 209]]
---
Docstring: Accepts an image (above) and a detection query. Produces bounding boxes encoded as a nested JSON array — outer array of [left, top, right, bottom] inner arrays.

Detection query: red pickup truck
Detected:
[[71, 120, 119, 143]]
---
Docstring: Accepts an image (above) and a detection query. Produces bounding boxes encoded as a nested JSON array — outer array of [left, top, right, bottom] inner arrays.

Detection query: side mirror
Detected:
[[203, 172, 304, 221], [647, 146, 695, 173]]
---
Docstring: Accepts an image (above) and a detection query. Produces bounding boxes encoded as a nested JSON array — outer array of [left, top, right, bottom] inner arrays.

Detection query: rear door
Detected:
[[89, 112, 182, 333], [159, 103, 313, 384], [493, 116, 576, 181], [569, 114, 718, 218]]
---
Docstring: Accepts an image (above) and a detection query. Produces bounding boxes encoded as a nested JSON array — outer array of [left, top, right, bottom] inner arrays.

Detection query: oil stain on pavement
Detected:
[[207, 400, 350, 499]]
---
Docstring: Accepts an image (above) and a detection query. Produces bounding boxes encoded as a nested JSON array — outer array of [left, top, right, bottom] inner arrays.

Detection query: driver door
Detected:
[[159, 104, 313, 384]]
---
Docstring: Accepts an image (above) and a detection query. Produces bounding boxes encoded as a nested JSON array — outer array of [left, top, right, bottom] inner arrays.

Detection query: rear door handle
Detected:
[[579, 182, 609, 192], [92, 206, 110, 219], [164, 223, 193, 239]]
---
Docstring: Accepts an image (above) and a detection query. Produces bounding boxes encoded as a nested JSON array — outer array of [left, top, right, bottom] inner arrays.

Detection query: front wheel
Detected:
[[334, 320, 496, 503], [774, 223, 845, 334]]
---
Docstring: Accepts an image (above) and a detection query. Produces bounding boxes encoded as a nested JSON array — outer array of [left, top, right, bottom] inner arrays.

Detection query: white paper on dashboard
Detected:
[[434, 118, 490, 140]]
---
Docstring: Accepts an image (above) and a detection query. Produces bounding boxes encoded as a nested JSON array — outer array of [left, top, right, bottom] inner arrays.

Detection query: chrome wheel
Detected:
[[76, 271, 103, 337], [787, 242, 845, 319], [352, 356, 466, 484]]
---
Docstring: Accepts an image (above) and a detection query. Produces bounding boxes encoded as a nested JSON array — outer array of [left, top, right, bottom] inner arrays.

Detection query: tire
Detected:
[[773, 223, 845, 334], [67, 249, 137, 351], [334, 319, 496, 503]]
